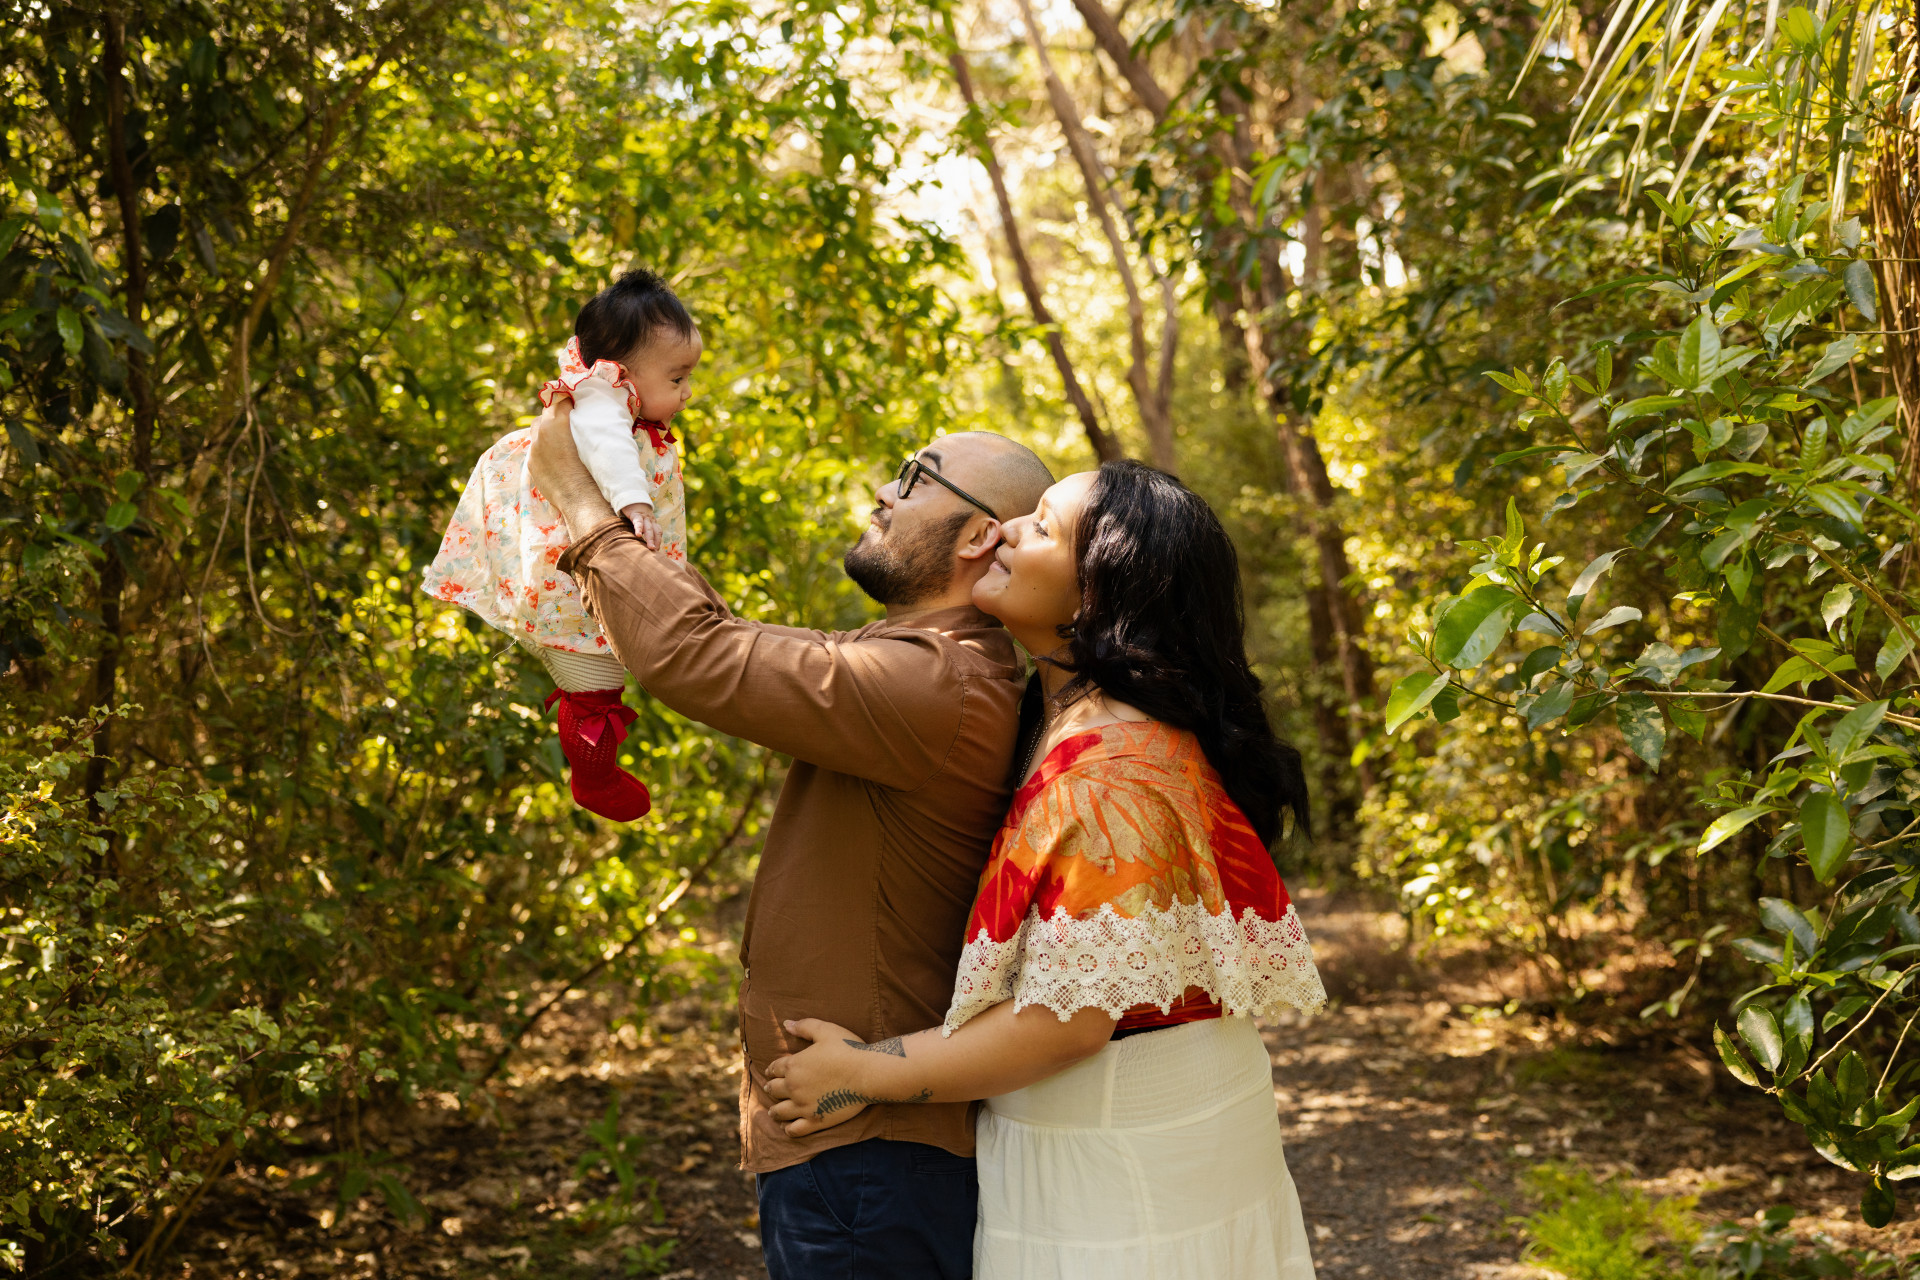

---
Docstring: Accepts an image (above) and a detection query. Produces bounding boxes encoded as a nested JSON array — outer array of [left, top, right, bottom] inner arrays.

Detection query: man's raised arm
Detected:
[[530, 406, 966, 792]]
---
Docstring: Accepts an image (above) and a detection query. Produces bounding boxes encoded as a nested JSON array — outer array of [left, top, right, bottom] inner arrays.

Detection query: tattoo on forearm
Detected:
[[815, 1087, 932, 1116], [845, 1036, 906, 1057]]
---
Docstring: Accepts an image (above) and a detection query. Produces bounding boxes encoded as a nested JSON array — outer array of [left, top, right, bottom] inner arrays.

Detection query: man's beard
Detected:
[[843, 509, 972, 607]]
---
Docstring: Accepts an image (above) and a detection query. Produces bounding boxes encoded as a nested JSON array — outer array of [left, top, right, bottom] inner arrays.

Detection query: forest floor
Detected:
[[169, 888, 1920, 1280]]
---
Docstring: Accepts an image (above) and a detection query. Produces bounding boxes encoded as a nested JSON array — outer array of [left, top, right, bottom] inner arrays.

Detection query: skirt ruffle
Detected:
[[974, 1016, 1317, 1280]]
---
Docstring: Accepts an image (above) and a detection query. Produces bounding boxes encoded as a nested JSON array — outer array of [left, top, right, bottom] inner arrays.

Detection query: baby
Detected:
[[423, 268, 702, 822]]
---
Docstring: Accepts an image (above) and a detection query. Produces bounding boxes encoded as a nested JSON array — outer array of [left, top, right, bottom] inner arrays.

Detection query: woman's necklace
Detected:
[[1017, 684, 1082, 781]]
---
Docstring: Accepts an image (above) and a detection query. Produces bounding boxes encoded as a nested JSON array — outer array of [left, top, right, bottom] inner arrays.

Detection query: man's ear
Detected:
[[955, 516, 1002, 561]]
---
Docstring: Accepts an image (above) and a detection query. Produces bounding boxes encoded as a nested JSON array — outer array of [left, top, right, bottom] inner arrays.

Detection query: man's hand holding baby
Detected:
[[528, 399, 617, 539]]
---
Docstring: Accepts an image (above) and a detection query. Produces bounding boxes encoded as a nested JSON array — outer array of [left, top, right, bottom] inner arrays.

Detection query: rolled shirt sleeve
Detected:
[[557, 521, 967, 791]]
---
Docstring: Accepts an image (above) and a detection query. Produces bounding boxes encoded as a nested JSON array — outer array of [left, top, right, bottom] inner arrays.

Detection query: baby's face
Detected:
[[626, 329, 704, 423]]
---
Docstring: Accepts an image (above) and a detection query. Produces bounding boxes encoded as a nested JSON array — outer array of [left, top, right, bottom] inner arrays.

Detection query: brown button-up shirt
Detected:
[[557, 519, 1025, 1173]]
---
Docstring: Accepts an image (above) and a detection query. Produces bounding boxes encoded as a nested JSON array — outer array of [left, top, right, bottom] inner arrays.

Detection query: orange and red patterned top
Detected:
[[942, 719, 1326, 1035]]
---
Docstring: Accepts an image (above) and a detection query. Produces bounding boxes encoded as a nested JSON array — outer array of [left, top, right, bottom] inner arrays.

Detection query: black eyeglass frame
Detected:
[[896, 456, 999, 521]]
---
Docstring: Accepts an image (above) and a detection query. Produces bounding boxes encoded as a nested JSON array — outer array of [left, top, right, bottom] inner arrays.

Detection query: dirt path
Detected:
[[172, 890, 1917, 1278]]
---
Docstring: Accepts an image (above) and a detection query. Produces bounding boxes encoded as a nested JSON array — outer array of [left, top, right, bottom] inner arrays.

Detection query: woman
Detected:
[[765, 460, 1326, 1279]]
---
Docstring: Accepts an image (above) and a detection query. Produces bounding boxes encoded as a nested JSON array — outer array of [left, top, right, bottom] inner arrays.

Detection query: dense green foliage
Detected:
[[3, 0, 1918, 1267], [1377, 0, 1920, 1226], [0, 0, 969, 1267]]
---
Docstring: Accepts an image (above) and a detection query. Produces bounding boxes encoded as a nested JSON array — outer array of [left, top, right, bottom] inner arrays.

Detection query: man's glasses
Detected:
[[896, 457, 998, 521]]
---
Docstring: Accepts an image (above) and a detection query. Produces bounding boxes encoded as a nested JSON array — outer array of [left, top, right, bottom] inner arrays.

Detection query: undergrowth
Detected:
[[1519, 1164, 1920, 1279]]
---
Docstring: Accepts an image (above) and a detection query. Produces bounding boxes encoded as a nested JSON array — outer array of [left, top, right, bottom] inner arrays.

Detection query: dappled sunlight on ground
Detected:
[[167, 891, 1919, 1278]]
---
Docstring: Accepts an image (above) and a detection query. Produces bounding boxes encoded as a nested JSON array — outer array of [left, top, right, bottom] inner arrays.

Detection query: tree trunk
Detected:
[[1068, 0, 1378, 799], [1873, 14, 1919, 479], [947, 21, 1123, 464], [85, 7, 157, 821], [1016, 0, 1176, 469]]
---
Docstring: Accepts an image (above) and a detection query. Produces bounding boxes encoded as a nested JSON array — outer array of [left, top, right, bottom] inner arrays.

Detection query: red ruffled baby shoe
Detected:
[[544, 688, 651, 822]]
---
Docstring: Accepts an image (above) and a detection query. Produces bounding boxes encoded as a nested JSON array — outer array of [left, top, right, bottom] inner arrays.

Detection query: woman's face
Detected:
[[971, 471, 1096, 653]]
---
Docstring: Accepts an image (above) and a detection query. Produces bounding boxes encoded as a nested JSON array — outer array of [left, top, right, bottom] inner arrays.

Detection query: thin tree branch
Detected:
[[1017, 0, 1175, 468], [946, 15, 1121, 462]]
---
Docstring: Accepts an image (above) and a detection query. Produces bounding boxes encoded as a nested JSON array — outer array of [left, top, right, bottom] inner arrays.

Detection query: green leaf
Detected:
[[1433, 585, 1521, 669], [1758, 897, 1820, 959], [1800, 791, 1853, 882], [1820, 585, 1856, 634], [1715, 1023, 1761, 1086], [1566, 550, 1622, 621], [1807, 335, 1862, 382], [1828, 700, 1888, 760], [1633, 642, 1720, 686], [1526, 679, 1576, 731], [1611, 395, 1688, 427], [1700, 804, 1771, 853], [1491, 444, 1577, 466], [1384, 671, 1451, 734], [1844, 259, 1878, 324], [1723, 555, 1754, 601], [1739, 1005, 1784, 1074], [1566, 692, 1610, 729], [5, 420, 41, 467], [1876, 626, 1916, 681], [1805, 483, 1863, 527], [1862, 1177, 1896, 1229], [1782, 991, 1814, 1045], [1670, 460, 1774, 488], [1801, 418, 1829, 473], [375, 1172, 426, 1227], [56, 306, 82, 355], [1763, 654, 1854, 693], [1583, 605, 1643, 635], [1517, 645, 1562, 687], [1784, 5, 1818, 47], [1669, 699, 1707, 740], [1678, 312, 1722, 392], [1839, 1051, 1871, 1112], [103, 502, 137, 532], [1616, 692, 1666, 767], [1719, 591, 1760, 660]]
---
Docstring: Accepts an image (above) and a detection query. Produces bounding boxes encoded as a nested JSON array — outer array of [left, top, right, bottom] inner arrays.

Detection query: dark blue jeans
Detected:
[[756, 1138, 977, 1280]]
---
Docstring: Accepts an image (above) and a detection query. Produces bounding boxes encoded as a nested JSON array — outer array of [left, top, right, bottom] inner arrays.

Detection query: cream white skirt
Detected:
[[975, 1015, 1317, 1280]]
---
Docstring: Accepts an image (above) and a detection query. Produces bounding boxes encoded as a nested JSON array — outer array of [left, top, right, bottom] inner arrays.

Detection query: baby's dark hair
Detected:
[[574, 268, 696, 367]]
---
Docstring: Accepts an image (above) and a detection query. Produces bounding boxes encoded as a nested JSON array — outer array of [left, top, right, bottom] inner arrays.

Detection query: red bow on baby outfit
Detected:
[[545, 687, 639, 747], [637, 418, 677, 452]]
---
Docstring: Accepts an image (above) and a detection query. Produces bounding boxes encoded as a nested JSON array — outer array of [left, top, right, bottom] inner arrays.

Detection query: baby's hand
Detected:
[[622, 502, 661, 551]]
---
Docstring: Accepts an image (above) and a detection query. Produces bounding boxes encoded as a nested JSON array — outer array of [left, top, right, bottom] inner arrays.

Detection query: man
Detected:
[[527, 402, 1054, 1279]]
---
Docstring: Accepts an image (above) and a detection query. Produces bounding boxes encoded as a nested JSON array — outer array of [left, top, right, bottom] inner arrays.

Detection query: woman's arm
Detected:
[[764, 1002, 1117, 1138]]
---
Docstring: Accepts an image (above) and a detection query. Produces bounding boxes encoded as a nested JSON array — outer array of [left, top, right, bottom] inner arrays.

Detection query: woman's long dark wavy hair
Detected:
[[1054, 460, 1310, 851]]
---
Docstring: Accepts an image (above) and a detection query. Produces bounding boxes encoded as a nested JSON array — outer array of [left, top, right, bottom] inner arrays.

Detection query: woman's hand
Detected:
[[764, 1018, 928, 1138]]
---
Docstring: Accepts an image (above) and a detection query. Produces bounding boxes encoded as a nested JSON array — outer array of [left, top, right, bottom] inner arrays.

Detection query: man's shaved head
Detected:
[[917, 432, 1054, 523], [842, 430, 1056, 611]]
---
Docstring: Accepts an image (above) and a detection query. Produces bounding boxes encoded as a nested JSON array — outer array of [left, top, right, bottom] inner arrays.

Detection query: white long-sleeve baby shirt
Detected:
[[570, 375, 653, 512]]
